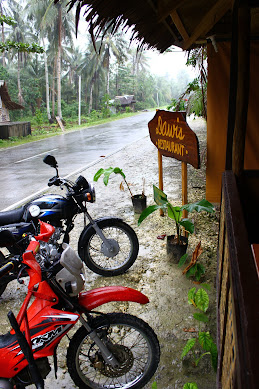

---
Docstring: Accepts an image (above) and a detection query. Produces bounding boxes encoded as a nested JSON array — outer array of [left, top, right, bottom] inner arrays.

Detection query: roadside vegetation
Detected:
[[0, 1, 196, 146], [0, 108, 145, 148]]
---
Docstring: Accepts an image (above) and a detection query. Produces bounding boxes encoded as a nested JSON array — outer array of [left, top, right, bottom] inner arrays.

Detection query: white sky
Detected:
[[146, 48, 197, 78]]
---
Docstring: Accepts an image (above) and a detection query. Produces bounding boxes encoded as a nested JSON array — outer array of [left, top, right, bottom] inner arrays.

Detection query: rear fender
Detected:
[[78, 217, 123, 247], [78, 286, 149, 311]]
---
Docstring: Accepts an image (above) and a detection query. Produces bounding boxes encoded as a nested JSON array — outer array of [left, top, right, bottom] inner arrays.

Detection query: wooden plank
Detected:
[[182, 0, 232, 50], [56, 116, 65, 132], [170, 9, 189, 41]]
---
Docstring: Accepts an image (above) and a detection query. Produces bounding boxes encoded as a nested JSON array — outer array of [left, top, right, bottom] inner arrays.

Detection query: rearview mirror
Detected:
[[43, 155, 57, 168]]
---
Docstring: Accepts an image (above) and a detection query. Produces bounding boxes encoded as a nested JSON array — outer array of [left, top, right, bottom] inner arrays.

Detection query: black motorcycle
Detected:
[[0, 155, 139, 296]]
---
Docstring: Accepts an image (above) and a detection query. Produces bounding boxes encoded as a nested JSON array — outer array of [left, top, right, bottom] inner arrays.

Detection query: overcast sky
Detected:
[[146, 48, 197, 78]]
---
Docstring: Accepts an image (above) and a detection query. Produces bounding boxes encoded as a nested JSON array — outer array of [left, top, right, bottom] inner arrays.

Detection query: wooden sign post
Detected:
[[148, 110, 200, 220]]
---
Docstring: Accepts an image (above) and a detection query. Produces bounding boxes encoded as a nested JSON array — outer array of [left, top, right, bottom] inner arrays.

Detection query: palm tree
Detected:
[[99, 29, 128, 95], [7, 0, 32, 105], [29, 0, 74, 120]]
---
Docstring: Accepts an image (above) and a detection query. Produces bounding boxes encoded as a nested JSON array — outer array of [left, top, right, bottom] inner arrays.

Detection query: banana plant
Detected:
[[138, 185, 214, 245]]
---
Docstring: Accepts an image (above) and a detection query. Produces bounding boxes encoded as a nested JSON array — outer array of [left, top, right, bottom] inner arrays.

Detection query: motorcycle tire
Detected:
[[67, 313, 160, 389], [0, 251, 9, 297], [78, 219, 139, 276]]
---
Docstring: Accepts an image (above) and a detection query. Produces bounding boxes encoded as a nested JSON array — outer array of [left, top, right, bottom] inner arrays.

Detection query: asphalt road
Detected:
[[0, 111, 155, 211]]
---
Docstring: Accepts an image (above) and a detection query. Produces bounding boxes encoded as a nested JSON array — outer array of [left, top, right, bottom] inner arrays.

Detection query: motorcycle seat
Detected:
[[0, 206, 25, 226]]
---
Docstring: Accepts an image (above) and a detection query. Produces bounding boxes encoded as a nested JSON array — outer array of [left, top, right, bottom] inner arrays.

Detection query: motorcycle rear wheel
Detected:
[[67, 313, 160, 389], [78, 219, 139, 276], [0, 251, 9, 297]]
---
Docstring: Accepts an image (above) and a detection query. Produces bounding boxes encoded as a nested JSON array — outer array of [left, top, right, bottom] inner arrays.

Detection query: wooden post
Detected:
[[182, 161, 188, 218], [158, 150, 164, 216], [232, 2, 251, 177]]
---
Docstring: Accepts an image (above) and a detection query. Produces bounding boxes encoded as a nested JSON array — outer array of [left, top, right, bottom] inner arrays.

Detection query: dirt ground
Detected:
[[0, 116, 219, 389]]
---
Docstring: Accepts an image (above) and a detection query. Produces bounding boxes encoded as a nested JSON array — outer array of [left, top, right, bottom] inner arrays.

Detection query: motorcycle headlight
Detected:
[[82, 185, 95, 203]]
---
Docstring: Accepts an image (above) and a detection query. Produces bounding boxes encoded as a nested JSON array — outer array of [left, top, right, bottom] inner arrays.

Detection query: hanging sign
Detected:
[[148, 110, 200, 169]]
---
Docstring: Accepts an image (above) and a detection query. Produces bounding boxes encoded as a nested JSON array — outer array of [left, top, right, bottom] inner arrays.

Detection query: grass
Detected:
[[0, 110, 148, 149]]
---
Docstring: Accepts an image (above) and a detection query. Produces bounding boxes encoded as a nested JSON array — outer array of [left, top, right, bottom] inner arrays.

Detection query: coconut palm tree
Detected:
[[7, 0, 33, 105], [29, 0, 74, 120]]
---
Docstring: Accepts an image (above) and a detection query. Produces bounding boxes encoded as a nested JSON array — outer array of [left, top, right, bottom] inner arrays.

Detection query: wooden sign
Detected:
[[148, 110, 200, 169]]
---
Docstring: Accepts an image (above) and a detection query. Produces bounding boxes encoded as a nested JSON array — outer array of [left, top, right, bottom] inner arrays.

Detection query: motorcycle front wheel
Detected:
[[78, 219, 139, 276], [67, 313, 160, 389]]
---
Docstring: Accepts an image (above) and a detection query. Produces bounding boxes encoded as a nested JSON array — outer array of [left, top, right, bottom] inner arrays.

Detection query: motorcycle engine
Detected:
[[55, 243, 85, 296]]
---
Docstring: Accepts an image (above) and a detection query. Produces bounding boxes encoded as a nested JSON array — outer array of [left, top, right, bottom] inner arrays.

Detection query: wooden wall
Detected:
[[206, 42, 259, 203]]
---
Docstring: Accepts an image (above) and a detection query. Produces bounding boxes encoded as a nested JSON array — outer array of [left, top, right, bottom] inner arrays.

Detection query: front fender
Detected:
[[78, 217, 123, 247], [78, 286, 149, 311]]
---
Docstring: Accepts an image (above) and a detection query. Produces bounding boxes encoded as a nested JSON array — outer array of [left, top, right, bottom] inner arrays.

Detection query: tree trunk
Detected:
[[52, 57, 57, 119], [88, 78, 94, 114], [106, 53, 110, 95], [57, 4, 62, 119], [43, 38, 51, 121], [17, 54, 24, 105], [0, 5, 5, 67]]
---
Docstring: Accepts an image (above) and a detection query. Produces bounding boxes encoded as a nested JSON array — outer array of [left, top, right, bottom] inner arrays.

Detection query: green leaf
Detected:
[[193, 312, 209, 323], [186, 264, 198, 278], [188, 287, 197, 305], [153, 185, 167, 205], [179, 219, 194, 234], [210, 342, 218, 372], [181, 338, 196, 358], [167, 203, 181, 222], [194, 288, 209, 312], [178, 253, 188, 268], [194, 263, 205, 281], [198, 332, 213, 351], [93, 168, 105, 182], [138, 204, 162, 226], [93, 167, 125, 185], [183, 383, 198, 389], [181, 199, 215, 214], [151, 382, 157, 389]]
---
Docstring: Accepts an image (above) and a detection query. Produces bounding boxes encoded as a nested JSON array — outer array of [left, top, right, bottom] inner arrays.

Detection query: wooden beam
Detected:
[[170, 9, 189, 41], [157, 0, 186, 22], [182, 0, 232, 50], [225, 0, 239, 170], [232, 3, 251, 177]]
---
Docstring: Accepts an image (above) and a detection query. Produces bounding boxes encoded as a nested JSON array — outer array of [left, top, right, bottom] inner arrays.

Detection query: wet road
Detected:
[[0, 111, 155, 211]]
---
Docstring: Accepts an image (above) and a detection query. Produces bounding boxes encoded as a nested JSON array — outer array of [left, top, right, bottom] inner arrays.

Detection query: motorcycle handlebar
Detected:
[[48, 176, 61, 187]]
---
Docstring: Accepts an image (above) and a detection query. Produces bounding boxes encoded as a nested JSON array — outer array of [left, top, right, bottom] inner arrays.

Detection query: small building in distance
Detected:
[[0, 81, 31, 139], [110, 95, 136, 114]]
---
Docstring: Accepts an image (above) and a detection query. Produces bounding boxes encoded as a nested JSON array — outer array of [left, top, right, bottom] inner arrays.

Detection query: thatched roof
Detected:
[[58, 0, 259, 52], [0, 82, 24, 110]]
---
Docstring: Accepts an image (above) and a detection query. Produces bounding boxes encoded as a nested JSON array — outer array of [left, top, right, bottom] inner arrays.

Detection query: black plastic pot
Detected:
[[131, 194, 147, 214], [166, 235, 188, 263]]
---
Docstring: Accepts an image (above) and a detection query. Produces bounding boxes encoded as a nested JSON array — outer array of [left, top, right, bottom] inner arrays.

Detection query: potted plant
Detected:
[[138, 185, 214, 262], [93, 167, 147, 213]]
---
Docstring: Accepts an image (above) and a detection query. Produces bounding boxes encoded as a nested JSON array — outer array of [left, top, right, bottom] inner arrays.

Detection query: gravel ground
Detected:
[[0, 116, 219, 389]]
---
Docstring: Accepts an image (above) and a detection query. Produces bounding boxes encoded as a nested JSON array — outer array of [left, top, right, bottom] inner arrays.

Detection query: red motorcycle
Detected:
[[0, 221, 160, 389]]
